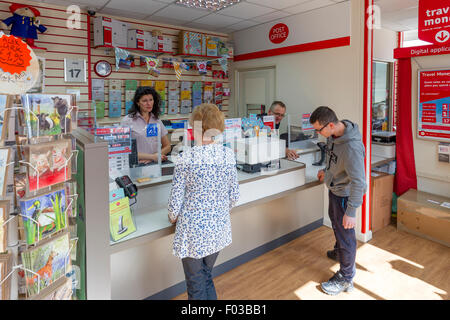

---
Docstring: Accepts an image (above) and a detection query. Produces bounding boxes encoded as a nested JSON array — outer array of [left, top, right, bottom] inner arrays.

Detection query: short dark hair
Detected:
[[310, 106, 338, 125], [127, 86, 162, 119], [270, 101, 286, 112]]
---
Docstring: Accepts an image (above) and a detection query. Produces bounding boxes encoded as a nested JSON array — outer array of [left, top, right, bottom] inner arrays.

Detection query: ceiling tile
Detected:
[[193, 13, 242, 27], [227, 20, 260, 31], [149, 4, 210, 21], [183, 22, 219, 32], [98, 7, 150, 20], [105, 0, 167, 15], [246, 0, 310, 10], [374, 0, 418, 14], [283, 0, 335, 15], [147, 15, 187, 26], [218, 2, 275, 19], [41, 0, 111, 9], [251, 10, 292, 23]]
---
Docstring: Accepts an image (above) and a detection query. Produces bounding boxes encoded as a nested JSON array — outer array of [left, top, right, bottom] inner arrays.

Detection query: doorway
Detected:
[[235, 67, 276, 118]]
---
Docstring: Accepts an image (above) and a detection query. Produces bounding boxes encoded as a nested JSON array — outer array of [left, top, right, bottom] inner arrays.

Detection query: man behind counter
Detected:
[[260, 101, 299, 160], [121, 86, 171, 164]]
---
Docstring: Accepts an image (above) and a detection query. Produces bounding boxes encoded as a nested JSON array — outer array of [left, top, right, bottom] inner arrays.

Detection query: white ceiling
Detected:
[[40, 0, 420, 34]]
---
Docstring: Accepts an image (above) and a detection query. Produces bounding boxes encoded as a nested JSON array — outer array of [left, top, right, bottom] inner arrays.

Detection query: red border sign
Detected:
[[418, 0, 450, 45], [269, 23, 289, 44]]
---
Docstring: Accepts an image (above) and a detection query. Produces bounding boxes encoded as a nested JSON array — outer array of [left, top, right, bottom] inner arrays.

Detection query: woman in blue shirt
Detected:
[[168, 103, 240, 300]]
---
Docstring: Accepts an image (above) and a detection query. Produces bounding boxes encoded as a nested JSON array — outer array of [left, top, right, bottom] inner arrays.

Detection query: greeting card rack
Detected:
[[0, 94, 81, 300]]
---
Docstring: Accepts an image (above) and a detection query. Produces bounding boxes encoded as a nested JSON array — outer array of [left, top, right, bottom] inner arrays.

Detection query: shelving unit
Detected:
[[93, 45, 173, 56]]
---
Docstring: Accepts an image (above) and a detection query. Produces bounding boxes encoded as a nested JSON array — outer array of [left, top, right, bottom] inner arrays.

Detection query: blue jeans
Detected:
[[181, 252, 219, 300], [328, 190, 356, 282]]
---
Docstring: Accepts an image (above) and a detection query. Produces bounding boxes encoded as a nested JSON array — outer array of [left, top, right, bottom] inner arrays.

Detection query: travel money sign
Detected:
[[418, 0, 450, 45]]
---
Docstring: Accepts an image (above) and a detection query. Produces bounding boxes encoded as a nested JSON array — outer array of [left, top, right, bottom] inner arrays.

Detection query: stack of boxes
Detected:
[[94, 17, 128, 47]]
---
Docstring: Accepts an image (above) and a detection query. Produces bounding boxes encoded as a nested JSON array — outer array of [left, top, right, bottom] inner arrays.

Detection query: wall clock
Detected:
[[94, 60, 112, 77]]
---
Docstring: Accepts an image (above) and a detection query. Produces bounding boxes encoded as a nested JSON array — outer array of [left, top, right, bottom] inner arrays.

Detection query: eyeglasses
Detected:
[[315, 122, 330, 133], [272, 112, 286, 118]]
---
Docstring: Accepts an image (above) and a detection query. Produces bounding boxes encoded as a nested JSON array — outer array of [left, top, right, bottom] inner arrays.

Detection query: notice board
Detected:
[[418, 69, 450, 142]]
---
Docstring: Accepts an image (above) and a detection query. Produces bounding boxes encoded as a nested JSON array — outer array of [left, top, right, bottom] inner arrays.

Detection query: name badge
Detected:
[[146, 123, 158, 137]]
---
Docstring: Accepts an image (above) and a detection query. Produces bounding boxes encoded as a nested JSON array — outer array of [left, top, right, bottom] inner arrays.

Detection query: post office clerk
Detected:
[[121, 86, 171, 163]]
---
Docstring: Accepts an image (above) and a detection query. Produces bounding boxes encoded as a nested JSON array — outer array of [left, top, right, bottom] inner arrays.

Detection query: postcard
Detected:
[[21, 231, 71, 298], [0, 95, 11, 144], [0, 147, 11, 198], [21, 94, 75, 137], [29, 276, 72, 300], [27, 139, 72, 192], [0, 200, 9, 254], [19, 188, 67, 245]]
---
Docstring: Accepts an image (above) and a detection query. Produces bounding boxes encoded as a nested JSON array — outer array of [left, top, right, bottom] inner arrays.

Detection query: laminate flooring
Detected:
[[173, 223, 450, 300]]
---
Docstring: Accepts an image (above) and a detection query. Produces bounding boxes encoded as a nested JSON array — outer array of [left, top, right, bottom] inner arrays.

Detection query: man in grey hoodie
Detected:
[[310, 106, 367, 296]]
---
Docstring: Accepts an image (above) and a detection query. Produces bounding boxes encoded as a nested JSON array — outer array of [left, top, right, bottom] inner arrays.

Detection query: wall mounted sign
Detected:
[[418, 69, 450, 142], [269, 23, 289, 44], [0, 33, 39, 94], [418, 0, 450, 45], [64, 58, 86, 83]]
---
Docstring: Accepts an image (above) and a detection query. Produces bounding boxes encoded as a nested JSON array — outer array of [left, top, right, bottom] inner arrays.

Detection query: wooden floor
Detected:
[[174, 222, 450, 300]]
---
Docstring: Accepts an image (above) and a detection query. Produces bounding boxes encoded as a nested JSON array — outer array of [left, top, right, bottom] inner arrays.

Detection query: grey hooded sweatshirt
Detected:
[[324, 120, 367, 218]]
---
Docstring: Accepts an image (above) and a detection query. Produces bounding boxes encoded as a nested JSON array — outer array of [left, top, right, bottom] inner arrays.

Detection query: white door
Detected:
[[236, 67, 276, 118]]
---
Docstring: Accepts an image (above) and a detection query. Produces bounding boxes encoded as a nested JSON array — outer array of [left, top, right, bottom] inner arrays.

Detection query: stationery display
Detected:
[[0, 94, 80, 300], [19, 188, 67, 245], [109, 80, 122, 118], [214, 82, 223, 110], [21, 231, 71, 298], [21, 94, 76, 137], [91, 79, 105, 101], [192, 82, 203, 110], [203, 82, 214, 104], [125, 80, 138, 115], [109, 196, 136, 242]]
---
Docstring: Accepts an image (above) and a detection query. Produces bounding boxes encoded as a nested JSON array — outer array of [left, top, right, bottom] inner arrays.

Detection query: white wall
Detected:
[[373, 27, 397, 62], [230, 0, 370, 241], [231, 0, 364, 130], [411, 55, 450, 197]]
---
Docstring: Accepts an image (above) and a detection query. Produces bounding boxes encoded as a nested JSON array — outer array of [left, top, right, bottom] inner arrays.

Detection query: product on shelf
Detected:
[[21, 230, 71, 298], [21, 94, 76, 137], [26, 139, 73, 192], [179, 31, 206, 56], [19, 187, 67, 245]]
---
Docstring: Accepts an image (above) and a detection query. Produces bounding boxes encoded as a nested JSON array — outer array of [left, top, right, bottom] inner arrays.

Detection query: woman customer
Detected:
[[121, 86, 171, 163], [168, 103, 240, 300]]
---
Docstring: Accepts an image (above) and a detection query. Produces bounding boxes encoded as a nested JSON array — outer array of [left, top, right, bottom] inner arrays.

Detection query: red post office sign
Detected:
[[269, 23, 289, 44], [418, 0, 450, 45]]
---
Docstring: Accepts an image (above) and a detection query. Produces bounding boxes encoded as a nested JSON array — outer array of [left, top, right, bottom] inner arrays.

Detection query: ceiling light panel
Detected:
[[175, 0, 242, 12]]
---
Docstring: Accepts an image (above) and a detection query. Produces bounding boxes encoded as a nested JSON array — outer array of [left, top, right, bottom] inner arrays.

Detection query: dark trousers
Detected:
[[328, 190, 356, 282], [181, 251, 219, 300]]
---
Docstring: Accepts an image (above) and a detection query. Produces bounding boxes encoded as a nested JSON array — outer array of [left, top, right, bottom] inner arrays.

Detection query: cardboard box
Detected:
[[370, 171, 394, 232], [93, 16, 112, 47], [144, 32, 157, 50], [127, 29, 145, 49], [112, 20, 128, 47], [397, 189, 450, 247], [163, 36, 172, 52]]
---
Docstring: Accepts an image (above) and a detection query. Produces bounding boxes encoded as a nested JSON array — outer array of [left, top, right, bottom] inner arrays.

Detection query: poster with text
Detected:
[[418, 69, 450, 142]]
